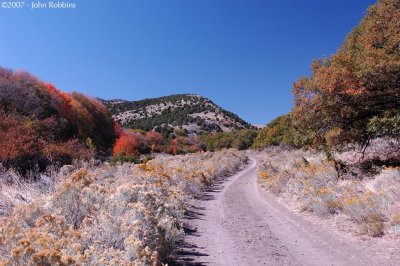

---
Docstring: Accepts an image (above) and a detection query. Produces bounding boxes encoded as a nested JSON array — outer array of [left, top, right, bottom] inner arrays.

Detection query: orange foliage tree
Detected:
[[292, 0, 400, 149], [68, 92, 116, 150], [44, 82, 73, 116]]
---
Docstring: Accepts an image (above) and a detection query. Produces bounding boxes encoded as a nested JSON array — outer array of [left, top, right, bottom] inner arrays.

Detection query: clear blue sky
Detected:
[[0, 0, 375, 124]]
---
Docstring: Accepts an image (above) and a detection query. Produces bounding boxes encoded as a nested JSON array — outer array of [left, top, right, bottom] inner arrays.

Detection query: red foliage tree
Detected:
[[0, 111, 91, 174], [165, 136, 201, 155], [114, 123, 124, 138], [0, 111, 42, 163], [69, 92, 116, 150], [44, 83, 73, 115], [145, 131, 165, 152], [113, 133, 141, 157]]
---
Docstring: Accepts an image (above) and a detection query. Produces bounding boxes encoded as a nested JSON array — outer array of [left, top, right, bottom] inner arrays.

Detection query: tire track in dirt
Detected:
[[172, 158, 393, 266]]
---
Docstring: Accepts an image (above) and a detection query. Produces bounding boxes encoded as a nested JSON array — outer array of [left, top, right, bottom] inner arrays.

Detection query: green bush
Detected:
[[111, 153, 141, 164], [200, 130, 257, 151], [252, 114, 311, 149]]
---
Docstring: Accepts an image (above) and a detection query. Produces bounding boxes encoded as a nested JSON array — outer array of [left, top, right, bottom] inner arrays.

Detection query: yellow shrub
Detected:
[[389, 212, 400, 226], [357, 213, 385, 237]]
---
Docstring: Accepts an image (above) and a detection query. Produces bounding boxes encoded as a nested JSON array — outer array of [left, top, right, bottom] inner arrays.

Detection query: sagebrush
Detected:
[[0, 149, 247, 265]]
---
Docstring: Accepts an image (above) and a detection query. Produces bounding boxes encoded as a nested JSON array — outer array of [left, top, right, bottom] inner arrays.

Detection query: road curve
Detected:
[[172, 158, 396, 266]]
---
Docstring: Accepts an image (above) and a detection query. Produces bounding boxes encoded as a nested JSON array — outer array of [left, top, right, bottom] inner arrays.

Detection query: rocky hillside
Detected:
[[102, 94, 253, 134]]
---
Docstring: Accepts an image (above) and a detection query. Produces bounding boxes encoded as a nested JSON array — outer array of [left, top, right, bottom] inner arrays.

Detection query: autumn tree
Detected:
[[165, 136, 202, 155], [145, 131, 165, 152], [0, 69, 57, 118], [69, 92, 116, 150], [0, 111, 90, 174], [253, 115, 293, 149], [113, 133, 141, 157], [0, 111, 42, 168], [292, 0, 400, 151]]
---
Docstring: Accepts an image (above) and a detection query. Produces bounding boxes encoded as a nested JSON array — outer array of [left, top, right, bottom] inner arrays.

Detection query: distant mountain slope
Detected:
[[102, 94, 253, 133]]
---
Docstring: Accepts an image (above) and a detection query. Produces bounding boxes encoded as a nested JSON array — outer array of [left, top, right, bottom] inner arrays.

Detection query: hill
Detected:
[[102, 94, 254, 134]]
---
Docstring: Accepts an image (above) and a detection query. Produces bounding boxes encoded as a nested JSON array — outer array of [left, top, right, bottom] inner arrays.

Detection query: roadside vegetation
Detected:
[[199, 130, 258, 151], [110, 127, 257, 162], [0, 149, 247, 265], [257, 146, 400, 237]]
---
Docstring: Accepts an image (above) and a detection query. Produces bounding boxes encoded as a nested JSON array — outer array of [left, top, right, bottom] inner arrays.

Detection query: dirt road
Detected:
[[172, 158, 397, 266]]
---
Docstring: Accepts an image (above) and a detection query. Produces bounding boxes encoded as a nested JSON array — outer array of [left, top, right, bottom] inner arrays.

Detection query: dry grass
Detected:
[[256, 146, 400, 238], [0, 149, 247, 265]]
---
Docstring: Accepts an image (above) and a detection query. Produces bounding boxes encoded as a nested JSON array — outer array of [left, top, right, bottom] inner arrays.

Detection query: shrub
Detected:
[[165, 136, 202, 155], [253, 115, 292, 148], [145, 131, 165, 153], [113, 132, 141, 157], [0, 149, 247, 264], [0, 112, 43, 168], [45, 139, 93, 166], [257, 148, 399, 237], [339, 190, 386, 237], [0, 112, 91, 174], [111, 153, 141, 164], [69, 93, 116, 150], [357, 214, 385, 237], [389, 211, 400, 226], [200, 130, 258, 151]]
